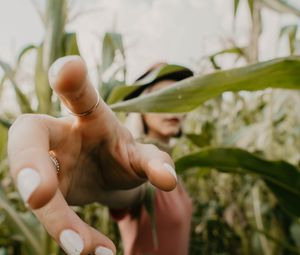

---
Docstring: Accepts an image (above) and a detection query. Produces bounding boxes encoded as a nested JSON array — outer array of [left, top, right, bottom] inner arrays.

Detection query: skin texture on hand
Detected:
[[7, 56, 177, 255]]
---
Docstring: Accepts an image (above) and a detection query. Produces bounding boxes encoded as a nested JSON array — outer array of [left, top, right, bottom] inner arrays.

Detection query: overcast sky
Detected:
[[0, 0, 299, 82]]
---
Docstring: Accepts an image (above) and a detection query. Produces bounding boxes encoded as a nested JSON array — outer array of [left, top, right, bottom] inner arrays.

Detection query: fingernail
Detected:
[[48, 55, 80, 87], [163, 163, 177, 180], [95, 246, 114, 255], [59, 229, 84, 255], [17, 168, 41, 203]]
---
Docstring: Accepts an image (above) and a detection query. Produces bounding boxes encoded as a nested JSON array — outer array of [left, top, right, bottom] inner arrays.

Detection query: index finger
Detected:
[[48, 56, 114, 123]]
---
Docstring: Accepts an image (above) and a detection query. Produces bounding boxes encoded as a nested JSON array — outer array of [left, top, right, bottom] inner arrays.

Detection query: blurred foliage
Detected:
[[1, 0, 300, 254], [0, 0, 121, 254], [99, 32, 126, 102], [174, 88, 300, 254], [279, 24, 300, 55]]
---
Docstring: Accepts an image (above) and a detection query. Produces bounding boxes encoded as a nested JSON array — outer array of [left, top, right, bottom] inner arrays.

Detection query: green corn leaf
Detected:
[[209, 56, 222, 70], [234, 0, 241, 17], [279, 25, 298, 55], [110, 57, 300, 113], [34, 1, 73, 114], [16, 44, 37, 67], [102, 32, 125, 73], [209, 47, 246, 70], [107, 84, 139, 104], [0, 74, 7, 96], [186, 133, 213, 148], [101, 80, 125, 103], [0, 187, 43, 255], [107, 64, 193, 104], [0, 118, 11, 129], [43, 0, 67, 69], [102, 33, 115, 73], [101, 65, 128, 102], [63, 32, 80, 56], [175, 147, 300, 217], [0, 124, 8, 160], [248, 0, 254, 16], [266, 181, 300, 217], [34, 45, 52, 114], [0, 61, 33, 113], [262, 0, 300, 17], [252, 226, 300, 254], [100, 32, 126, 101]]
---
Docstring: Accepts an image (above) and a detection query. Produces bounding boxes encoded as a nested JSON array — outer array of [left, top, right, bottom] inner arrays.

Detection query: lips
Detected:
[[164, 117, 180, 124]]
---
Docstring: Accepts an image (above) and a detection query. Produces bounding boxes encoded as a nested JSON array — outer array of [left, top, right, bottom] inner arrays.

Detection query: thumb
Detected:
[[132, 143, 177, 191]]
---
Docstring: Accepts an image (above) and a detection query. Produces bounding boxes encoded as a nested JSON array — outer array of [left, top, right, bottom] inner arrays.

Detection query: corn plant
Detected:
[[1, 0, 300, 254], [0, 0, 80, 254]]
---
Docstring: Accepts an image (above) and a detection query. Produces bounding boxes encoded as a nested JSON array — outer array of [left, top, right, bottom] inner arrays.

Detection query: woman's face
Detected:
[[143, 80, 184, 141]]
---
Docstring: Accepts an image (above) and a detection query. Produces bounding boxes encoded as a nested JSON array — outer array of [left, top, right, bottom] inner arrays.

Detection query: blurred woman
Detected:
[[111, 63, 194, 255]]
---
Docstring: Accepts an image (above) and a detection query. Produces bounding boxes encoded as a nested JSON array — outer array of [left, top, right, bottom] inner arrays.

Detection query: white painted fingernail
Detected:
[[17, 168, 41, 203], [163, 163, 177, 180], [95, 246, 114, 255], [48, 55, 80, 87], [59, 229, 84, 255]]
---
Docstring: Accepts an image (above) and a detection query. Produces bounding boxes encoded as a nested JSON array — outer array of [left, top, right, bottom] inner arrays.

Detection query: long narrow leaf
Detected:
[[100, 32, 126, 100], [16, 44, 37, 66], [0, 188, 42, 254], [110, 57, 300, 113], [209, 47, 246, 70], [34, 45, 52, 114], [279, 25, 298, 54], [0, 124, 8, 160], [234, 0, 241, 17], [0, 73, 7, 95], [43, 0, 67, 69], [0, 61, 33, 113], [108, 64, 197, 104], [262, 0, 300, 17], [63, 32, 80, 56], [102, 32, 124, 73], [175, 147, 300, 217], [102, 33, 116, 73], [107, 85, 139, 104], [248, 0, 254, 17], [0, 118, 11, 129]]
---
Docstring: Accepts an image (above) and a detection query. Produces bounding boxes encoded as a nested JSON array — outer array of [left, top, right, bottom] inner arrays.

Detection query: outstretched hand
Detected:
[[7, 56, 177, 255]]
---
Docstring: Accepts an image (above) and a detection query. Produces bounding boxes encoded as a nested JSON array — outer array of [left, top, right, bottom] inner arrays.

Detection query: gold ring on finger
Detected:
[[49, 151, 60, 174]]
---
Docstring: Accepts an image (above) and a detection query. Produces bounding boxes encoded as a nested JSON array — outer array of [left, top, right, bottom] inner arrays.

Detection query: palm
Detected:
[[57, 117, 145, 206]]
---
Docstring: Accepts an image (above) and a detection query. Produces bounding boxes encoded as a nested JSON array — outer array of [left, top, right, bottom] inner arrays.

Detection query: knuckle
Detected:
[[161, 150, 170, 159], [9, 114, 50, 139], [14, 113, 38, 124], [9, 114, 31, 133], [145, 143, 159, 151], [9, 114, 42, 134]]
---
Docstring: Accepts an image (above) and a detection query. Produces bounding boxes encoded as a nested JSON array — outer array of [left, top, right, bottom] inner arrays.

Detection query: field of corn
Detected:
[[1, 0, 300, 254]]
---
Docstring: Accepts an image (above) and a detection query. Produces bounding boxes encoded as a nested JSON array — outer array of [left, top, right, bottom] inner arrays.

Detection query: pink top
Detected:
[[114, 181, 193, 255]]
